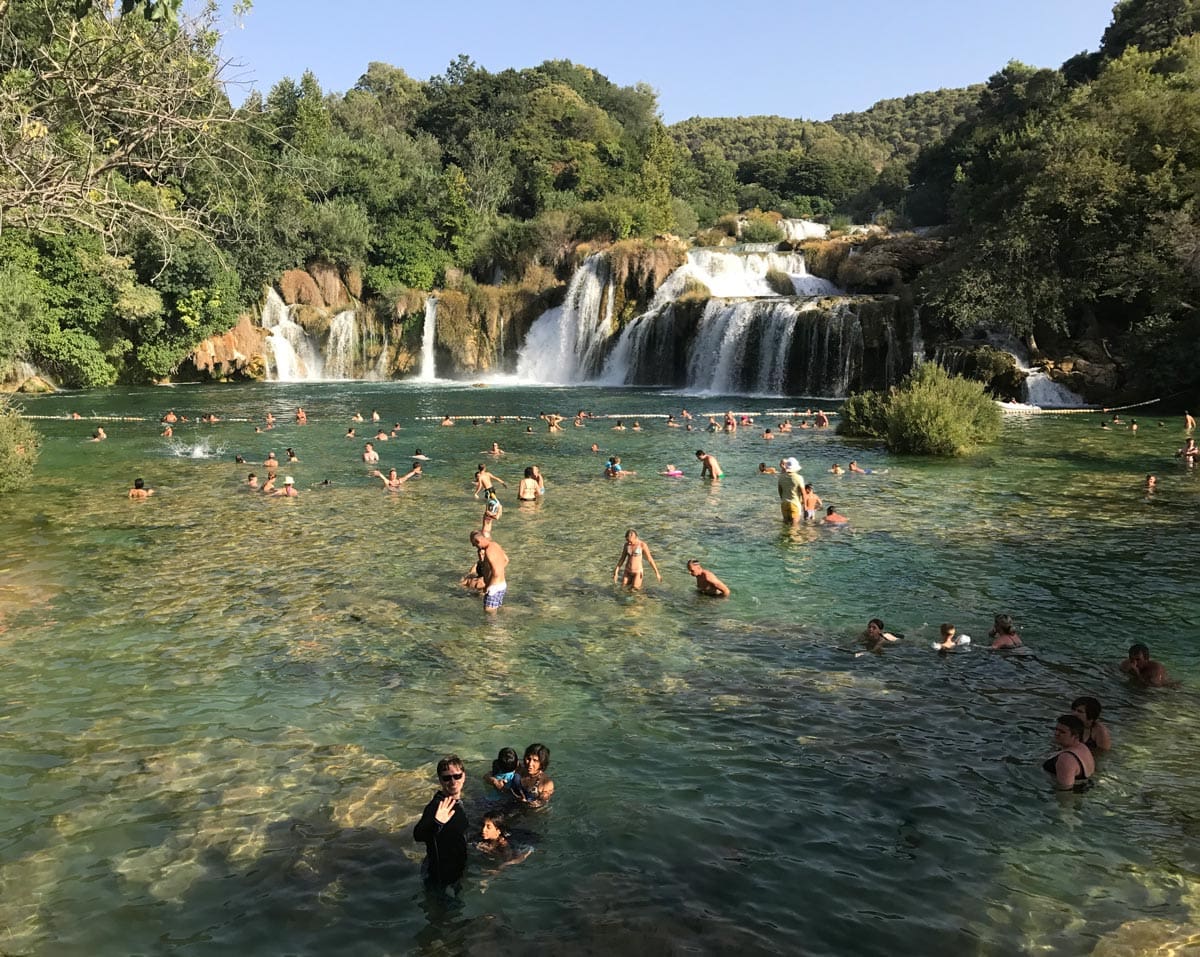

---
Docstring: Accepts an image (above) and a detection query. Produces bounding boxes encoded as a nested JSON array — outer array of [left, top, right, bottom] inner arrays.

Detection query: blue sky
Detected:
[[216, 0, 1118, 123]]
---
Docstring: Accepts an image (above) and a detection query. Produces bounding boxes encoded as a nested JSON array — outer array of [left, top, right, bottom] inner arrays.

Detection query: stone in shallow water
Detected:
[[1091, 919, 1200, 956]]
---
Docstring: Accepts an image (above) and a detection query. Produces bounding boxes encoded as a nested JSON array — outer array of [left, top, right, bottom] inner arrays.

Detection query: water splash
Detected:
[[516, 255, 612, 383]]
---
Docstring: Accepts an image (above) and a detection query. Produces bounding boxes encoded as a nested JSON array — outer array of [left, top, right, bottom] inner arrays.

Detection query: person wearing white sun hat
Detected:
[[776, 457, 805, 525]]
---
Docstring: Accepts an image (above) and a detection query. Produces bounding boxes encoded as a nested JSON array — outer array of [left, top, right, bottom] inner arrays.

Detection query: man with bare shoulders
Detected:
[[128, 477, 154, 499], [362, 442, 379, 464], [1121, 643, 1176, 687], [470, 531, 509, 612], [473, 464, 507, 497], [686, 559, 730, 597]]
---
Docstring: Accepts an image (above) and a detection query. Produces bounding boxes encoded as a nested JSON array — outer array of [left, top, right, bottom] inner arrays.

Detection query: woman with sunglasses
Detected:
[[413, 754, 470, 888]]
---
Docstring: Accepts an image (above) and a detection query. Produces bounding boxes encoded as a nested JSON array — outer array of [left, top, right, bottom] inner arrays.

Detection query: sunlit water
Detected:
[[3, 384, 1200, 956]]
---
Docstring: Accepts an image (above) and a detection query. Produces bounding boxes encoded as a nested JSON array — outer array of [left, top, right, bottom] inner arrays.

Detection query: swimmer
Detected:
[[516, 744, 555, 807], [264, 452, 279, 468], [666, 415, 680, 428], [484, 442, 506, 456], [1176, 437, 1198, 465], [371, 468, 408, 491], [1120, 643, 1175, 687], [830, 464, 845, 475], [778, 420, 792, 434], [801, 484, 823, 521], [91, 427, 107, 441], [235, 455, 246, 464], [814, 410, 829, 428], [661, 464, 684, 477], [440, 414, 455, 426], [128, 477, 154, 499], [759, 462, 778, 474], [1070, 696, 1112, 752], [295, 407, 307, 425], [848, 461, 868, 474], [1145, 474, 1156, 492], [271, 476, 298, 497], [371, 409, 380, 422], [412, 449, 430, 461], [1044, 715, 1095, 790], [261, 473, 277, 494], [988, 614, 1023, 650], [590, 443, 600, 453], [362, 442, 379, 464], [351, 412, 364, 422], [695, 449, 722, 480], [470, 530, 508, 613], [823, 505, 848, 524], [476, 812, 532, 865], [286, 448, 299, 462], [246, 473, 259, 490], [531, 465, 545, 495], [612, 420, 626, 431], [631, 421, 642, 431], [613, 529, 662, 590], [518, 467, 541, 501], [859, 618, 901, 653], [346, 428, 356, 438], [686, 559, 730, 597], [374, 430, 389, 441], [473, 464, 507, 497], [1186, 410, 1196, 431], [162, 410, 178, 424], [933, 622, 970, 651], [161, 425, 173, 437]]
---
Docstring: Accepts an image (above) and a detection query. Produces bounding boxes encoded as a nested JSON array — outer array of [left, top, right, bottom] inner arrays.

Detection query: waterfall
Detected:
[[911, 310, 926, 364], [324, 310, 359, 379], [417, 297, 438, 381], [778, 219, 829, 242], [261, 288, 323, 382], [371, 326, 390, 381], [516, 255, 612, 383], [651, 249, 841, 305], [986, 333, 1088, 407]]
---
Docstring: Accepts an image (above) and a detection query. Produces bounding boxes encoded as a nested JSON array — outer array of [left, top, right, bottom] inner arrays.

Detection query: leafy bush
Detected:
[[839, 363, 1001, 455], [0, 396, 41, 492], [741, 210, 784, 243]]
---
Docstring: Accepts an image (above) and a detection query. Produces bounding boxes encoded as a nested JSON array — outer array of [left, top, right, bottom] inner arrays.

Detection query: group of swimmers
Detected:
[[413, 743, 555, 889]]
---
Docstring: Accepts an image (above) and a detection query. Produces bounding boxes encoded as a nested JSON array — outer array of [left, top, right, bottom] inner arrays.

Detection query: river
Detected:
[[1, 382, 1198, 956]]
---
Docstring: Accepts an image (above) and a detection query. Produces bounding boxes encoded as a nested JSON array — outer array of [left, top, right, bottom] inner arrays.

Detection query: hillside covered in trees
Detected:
[[0, 0, 1197, 407]]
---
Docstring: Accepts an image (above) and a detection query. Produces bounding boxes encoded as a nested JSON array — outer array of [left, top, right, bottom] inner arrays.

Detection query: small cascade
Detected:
[[371, 326, 390, 381], [516, 255, 612, 383], [911, 310, 925, 363], [651, 249, 842, 305], [986, 333, 1088, 407], [323, 310, 359, 379], [778, 219, 829, 242], [261, 288, 323, 382], [417, 297, 437, 381]]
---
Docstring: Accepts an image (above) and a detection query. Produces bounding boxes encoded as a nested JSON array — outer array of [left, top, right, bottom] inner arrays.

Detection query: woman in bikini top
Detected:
[[1044, 715, 1095, 790]]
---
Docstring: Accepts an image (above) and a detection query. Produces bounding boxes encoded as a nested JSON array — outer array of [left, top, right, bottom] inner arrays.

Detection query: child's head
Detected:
[[492, 747, 518, 775], [940, 623, 956, 639], [481, 811, 506, 842]]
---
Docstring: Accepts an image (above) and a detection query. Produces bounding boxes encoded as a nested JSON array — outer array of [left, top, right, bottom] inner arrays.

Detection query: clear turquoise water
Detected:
[[2, 383, 1200, 956]]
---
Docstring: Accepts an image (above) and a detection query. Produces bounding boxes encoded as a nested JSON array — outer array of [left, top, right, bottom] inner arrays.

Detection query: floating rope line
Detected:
[[1101, 398, 1161, 413]]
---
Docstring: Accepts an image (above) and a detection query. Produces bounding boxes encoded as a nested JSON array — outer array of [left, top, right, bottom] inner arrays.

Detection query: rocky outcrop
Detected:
[[308, 261, 350, 309], [803, 233, 945, 294], [16, 375, 55, 394], [279, 269, 324, 308], [189, 314, 267, 380]]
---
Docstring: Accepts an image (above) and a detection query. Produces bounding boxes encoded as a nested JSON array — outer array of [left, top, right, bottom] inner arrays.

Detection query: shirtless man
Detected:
[[161, 425, 174, 437], [91, 427, 107, 442], [128, 478, 154, 499], [686, 559, 730, 597], [246, 473, 259, 490], [473, 464, 507, 497], [162, 410, 178, 424], [823, 505, 848, 524], [272, 476, 298, 497], [695, 449, 722, 480], [1121, 643, 1175, 686], [264, 452, 279, 469], [613, 529, 662, 590], [470, 531, 509, 613], [440, 414, 455, 427], [801, 484, 823, 521], [362, 442, 379, 464]]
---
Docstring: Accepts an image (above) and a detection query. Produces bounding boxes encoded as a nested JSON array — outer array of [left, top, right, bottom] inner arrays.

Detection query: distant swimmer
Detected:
[[988, 614, 1023, 650], [91, 427, 107, 442], [1044, 715, 1095, 791], [346, 428, 356, 438], [161, 425, 174, 437], [518, 467, 541, 501], [763, 428, 774, 440], [473, 464, 507, 497], [1176, 437, 1199, 465], [612, 420, 626, 431], [686, 559, 730, 597], [162, 410, 178, 424], [695, 449, 723, 480], [484, 442, 506, 456], [759, 462, 778, 474], [295, 407, 307, 425], [829, 464, 845, 475], [859, 618, 901, 654], [272, 476, 299, 497], [814, 410, 829, 428], [1121, 643, 1177, 687], [413, 449, 430, 461], [933, 622, 971, 651], [470, 530, 509, 613], [661, 464, 684, 477], [848, 461, 869, 474], [246, 473, 259, 490], [371, 409, 380, 422], [374, 430, 389, 441], [371, 468, 410, 491], [440, 414, 455, 426], [362, 442, 379, 464], [613, 529, 662, 590], [1186, 410, 1195, 431], [351, 412, 364, 422], [128, 477, 154, 500], [823, 505, 848, 524], [1071, 696, 1112, 752], [1145, 474, 1156, 491], [286, 448, 299, 462], [264, 452, 279, 469]]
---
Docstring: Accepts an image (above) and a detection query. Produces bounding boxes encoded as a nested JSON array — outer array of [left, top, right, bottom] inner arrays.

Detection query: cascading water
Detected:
[[986, 333, 1088, 407], [324, 310, 359, 379], [651, 249, 841, 304], [261, 288, 323, 382], [417, 297, 437, 381], [516, 255, 612, 383]]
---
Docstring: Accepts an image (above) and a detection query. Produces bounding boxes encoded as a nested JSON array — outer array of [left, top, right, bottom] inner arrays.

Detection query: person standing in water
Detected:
[[613, 529, 662, 590], [470, 530, 509, 613], [776, 457, 805, 525], [686, 559, 730, 597], [696, 449, 723, 480], [413, 755, 470, 889]]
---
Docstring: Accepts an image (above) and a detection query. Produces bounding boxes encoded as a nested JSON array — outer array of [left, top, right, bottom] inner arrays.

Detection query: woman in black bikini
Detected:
[[517, 743, 555, 807], [1043, 715, 1095, 790]]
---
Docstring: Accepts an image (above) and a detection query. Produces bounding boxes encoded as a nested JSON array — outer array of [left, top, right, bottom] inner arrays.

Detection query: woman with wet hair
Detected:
[[518, 744, 555, 807]]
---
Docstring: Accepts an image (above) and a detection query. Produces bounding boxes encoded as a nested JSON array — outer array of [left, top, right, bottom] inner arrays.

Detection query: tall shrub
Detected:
[[0, 397, 40, 492]]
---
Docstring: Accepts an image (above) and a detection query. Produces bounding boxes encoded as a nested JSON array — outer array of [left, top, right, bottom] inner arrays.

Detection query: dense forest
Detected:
[[0, 0, 1197, 406]]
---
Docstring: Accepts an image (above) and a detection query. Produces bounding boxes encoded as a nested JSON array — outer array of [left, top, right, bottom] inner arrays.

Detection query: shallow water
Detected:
[[2, 384, 1200, 956]]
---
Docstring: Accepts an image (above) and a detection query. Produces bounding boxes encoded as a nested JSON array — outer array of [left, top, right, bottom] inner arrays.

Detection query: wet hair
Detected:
[[1056, 715, 1086, 740], [826, 505, 838, 515], [993, 614, 1016, 634], [695, 449, 705, 457], [1071, 696, 1102, 722], [1128, 642, 1150, 659], [939, 623, 955, 637], [868, 618, 885, 631], [686, 559, 700, 569], [492, 748, 519, 774], [133, 478, 145, 489], [625, 528, 637, 539], [248, 473, 257, 480], [481, 810, 509, 840], [476, 464, 485, 472], [436, 754, 464, 776], [524, 466, 535, 478], [523, 743, 550, 770]]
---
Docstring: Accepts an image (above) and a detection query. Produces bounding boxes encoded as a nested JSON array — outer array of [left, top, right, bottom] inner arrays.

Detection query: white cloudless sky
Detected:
[[216, 0, 1118, 123]]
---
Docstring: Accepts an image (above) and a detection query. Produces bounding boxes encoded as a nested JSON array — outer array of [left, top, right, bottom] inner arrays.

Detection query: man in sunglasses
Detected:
[[413, 754, 469, 888]]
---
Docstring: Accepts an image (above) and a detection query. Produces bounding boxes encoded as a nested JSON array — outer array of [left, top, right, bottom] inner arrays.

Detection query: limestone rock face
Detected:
[[344, 266, 363, 300], [279, 270, 324, 308], [308, 261, 350, 309], [189, 314, 267, 379], [16, 375, 55, 394]]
